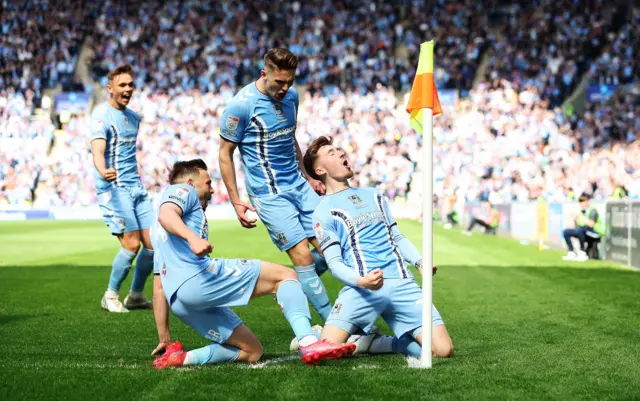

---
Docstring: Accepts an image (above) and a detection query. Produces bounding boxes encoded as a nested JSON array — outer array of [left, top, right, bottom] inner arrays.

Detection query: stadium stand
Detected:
[[1, 1, 638, 208]]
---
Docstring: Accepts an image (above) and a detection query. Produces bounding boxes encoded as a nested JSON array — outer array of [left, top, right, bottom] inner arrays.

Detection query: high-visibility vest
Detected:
[[579, 206, 605, 236]]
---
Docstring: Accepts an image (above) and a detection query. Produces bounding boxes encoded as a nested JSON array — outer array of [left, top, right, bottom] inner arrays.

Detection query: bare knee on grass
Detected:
[[416, 325, 454, 358], [226, 324, 264, 363]]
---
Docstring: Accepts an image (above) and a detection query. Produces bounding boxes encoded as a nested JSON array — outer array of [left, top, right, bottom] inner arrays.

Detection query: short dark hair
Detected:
[[264, 48, 298, 71], [107, 64, 134, 82], [168, 159, 208, 184], [303, 136, 333, 182], [578, 194, 590, 203]]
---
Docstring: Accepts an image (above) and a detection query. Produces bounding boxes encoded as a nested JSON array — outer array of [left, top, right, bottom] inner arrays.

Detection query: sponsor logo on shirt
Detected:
[[313, 221, 324, 238]]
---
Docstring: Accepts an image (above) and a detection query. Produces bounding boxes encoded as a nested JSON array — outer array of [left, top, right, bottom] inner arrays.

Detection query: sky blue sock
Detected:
[[276, 279, 314, 340], [184, 343, 240, 365], [131, 247, 154, 292], [108, 248, 136, 292], [392, 335, 422, 358], [310, 249, 328, 276], [294, 264, 332, 321]]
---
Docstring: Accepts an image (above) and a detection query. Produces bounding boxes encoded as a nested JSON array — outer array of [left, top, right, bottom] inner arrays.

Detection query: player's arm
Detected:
[[295, 139, 325, 194], [158, 202, 212, 257], [89, 113, 116, 181], [314, 213, 382, 290], [151, 274, 171, 355], [218, 102, 257, 228], [90, 139, 117, 182]]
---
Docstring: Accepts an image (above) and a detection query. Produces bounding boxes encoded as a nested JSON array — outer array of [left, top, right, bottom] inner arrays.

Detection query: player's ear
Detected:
[[186, 177, 195, 188], [260, 69, 267, 78]]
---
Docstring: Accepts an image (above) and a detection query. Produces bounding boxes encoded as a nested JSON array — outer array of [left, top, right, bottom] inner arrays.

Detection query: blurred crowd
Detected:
[[1, 0, 639, 209]]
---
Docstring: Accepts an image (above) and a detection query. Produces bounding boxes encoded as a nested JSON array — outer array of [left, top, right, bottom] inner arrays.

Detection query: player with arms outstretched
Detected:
[[303, 136, 454, 359], [218, 48, 334, 327], [150, 159, 355, 368], [90, 64, 154, 312]]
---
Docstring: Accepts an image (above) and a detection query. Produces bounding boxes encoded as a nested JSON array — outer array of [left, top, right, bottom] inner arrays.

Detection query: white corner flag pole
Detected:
[[420, 107, 434, 369]]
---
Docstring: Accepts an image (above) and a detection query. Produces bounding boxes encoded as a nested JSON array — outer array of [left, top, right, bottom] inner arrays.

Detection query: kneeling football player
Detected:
[[302, 136, 454, 359], [150, 159, 355, 368]]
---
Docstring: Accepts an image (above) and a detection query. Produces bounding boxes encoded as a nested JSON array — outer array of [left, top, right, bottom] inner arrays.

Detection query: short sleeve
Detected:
[[313, 208, 341, 253], [90, 108, 108, 141], [220, 100, 249, 143], [160, 185, 200, 214]]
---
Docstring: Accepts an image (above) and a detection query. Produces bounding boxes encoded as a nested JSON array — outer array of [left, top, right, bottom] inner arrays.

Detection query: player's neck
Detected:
[[324, 179, 350, 195], [107, 97, 126, 111], [255, 78, 270, 99]]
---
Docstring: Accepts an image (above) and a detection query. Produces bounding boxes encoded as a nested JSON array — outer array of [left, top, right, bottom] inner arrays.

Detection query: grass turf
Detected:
[[1, 220, 639, 401]]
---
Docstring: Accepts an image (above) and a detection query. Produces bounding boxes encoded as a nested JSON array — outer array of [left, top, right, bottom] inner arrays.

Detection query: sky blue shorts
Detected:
[[250, 180, 320, 251], [325, 278, 444, 339], [169, 258, 261, 344], [97, 185, 153, 234]]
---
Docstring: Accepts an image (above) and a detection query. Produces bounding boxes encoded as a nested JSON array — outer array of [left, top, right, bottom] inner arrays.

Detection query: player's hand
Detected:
[[416, 260, 437, 276], [189, 237, 213, 257], [151, 340, 171, 356], [308, 178, 326, 195], [357, 268, 383, 290], [101, 168, 117, 182], [233, 201, 257, 229]]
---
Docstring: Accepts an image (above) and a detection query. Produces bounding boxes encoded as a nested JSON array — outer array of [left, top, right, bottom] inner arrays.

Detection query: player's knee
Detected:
[[246, 343, 264, 363], [282, 267, 298, 282], [122, 237, 141, 254], [433, 338, 454, 358]]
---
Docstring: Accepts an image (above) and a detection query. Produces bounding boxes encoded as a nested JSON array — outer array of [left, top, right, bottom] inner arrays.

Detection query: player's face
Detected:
[[316, 145, 354, 181], [107, 73, 135, 109], [193, 169, 214, 209], [263, 67, 295, 101]]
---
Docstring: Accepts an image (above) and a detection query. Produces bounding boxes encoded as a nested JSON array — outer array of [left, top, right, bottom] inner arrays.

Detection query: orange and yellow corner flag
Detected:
[[406, 40, 442, 134]]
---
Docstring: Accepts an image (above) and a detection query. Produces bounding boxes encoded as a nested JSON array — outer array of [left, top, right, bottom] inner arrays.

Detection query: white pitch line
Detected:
[[244, 355, 299, 369]]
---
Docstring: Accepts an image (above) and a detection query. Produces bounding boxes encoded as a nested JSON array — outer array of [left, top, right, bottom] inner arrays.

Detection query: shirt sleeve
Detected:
[[160, 185, 200, 215], [313, 210, 360, 287], [90, 108, 108, 141], [219, 100, 249, 143]]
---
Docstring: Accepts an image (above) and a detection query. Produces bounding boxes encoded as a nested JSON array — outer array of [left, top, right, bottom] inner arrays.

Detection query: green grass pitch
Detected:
[[1, 220, 639, 400]]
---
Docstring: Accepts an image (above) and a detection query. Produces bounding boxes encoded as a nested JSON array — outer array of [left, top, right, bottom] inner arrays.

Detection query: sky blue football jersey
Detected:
[[219, 83, 305, 197], [313, 187, 412, 279], [90, 102, 142, 192], [151, 184, 210, 300]]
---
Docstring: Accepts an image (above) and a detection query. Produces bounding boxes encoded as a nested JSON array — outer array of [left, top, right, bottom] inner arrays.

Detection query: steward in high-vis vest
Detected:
[[562, 194, 603, 262]]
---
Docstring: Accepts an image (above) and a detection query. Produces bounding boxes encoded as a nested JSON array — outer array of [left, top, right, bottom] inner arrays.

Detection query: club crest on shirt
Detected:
[[332, 302, 343, 315], [349, 194, 367, 208], [226, 116, 239, 131], [349, 195, 363, 204]]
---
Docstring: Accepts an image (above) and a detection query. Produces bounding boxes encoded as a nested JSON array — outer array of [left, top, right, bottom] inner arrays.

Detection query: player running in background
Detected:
[[150, 159, 355, 368], [218, 48, 333, 325], [90, 64, 154, 313], [303, 136, 454, 359]]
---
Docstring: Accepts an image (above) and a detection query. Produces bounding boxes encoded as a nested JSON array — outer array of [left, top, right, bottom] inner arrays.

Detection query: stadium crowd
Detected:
[[1, 0, 639, 208]]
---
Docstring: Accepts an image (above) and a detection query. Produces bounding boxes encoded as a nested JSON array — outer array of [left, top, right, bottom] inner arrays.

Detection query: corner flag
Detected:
[[406, 40, 442, 134], [406, 40, 441, 369]]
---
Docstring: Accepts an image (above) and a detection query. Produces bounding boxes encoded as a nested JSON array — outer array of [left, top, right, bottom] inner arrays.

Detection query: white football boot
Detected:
[[101, 293, 129, 313], [347, 326, 380, 355]]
